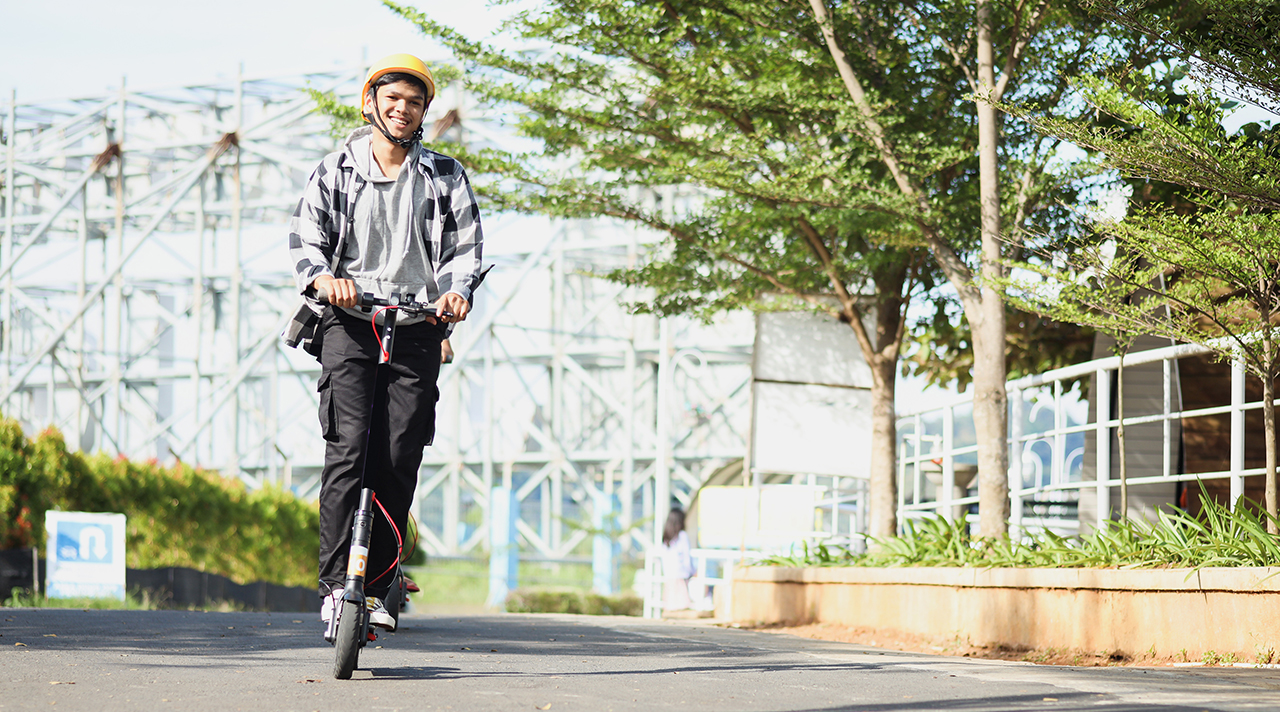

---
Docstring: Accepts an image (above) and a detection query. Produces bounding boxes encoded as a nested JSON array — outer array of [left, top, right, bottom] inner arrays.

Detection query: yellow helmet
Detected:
[[362, 53, 436, 108]]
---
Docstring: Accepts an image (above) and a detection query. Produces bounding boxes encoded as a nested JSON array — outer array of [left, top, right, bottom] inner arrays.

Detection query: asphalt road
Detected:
[[3, 609, 1280, 711]]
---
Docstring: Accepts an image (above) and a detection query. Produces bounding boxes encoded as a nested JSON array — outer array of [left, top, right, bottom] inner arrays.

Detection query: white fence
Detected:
[[897, 342, 1261, 535]]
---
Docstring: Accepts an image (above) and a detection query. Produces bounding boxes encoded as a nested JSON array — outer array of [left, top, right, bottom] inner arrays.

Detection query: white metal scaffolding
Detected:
[[0, 67, 753, 560]]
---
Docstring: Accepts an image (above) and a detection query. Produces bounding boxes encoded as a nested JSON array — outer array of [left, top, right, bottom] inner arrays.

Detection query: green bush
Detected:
[[0, 416, 318, 588], [582, 592, 643, 616], [505, 588, 642, 616], [759, 494, 1280, 570]]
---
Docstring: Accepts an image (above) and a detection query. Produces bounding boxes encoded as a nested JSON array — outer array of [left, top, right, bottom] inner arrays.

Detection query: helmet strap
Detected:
[[364, 86, 424, 149]]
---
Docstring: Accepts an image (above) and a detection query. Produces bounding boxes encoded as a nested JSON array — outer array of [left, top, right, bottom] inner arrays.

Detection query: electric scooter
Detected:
[[315, 288, 440, 679]]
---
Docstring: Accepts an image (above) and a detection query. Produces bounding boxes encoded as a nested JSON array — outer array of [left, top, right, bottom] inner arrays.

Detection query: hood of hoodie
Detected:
[[341, 125, 422, 183]]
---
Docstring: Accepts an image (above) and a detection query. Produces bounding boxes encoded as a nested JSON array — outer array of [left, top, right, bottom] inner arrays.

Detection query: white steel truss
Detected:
[[0, 68, 753, 560]]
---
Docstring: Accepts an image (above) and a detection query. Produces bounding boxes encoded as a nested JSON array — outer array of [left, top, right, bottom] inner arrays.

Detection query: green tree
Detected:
[[385, 0, 958, 538], [1004, 0, 1280, 529], [802, 0, 1142, 536], [388, 0, 1116, 537]]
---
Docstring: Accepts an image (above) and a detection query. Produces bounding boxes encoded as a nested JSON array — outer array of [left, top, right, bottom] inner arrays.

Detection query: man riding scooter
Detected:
[[284, 53, 486, 632]]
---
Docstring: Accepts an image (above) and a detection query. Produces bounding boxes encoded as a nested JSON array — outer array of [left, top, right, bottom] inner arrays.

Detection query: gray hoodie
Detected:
[[335, 129, 435, 325], [286, 124, 485, 348]]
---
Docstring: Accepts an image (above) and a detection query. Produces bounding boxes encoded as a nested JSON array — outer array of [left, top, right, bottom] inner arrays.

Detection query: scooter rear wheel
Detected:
[[333, 600, 362, 679]]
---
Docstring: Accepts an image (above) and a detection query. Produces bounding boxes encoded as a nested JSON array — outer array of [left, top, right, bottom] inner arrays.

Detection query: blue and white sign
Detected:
[[45, 511, 127, 600]]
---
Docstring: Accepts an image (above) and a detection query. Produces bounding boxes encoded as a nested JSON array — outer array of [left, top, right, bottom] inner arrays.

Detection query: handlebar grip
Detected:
[[314, 285, 438, 316], [311, 287, 373, 308]]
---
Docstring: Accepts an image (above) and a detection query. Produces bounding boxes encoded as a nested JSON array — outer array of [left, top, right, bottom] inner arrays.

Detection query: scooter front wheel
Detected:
[[332, 600, 362, 679]]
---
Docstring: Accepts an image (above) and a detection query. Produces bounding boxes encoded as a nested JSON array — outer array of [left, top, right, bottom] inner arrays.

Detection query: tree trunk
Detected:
[[867, 354, 899, 540], [830, 269, 909, 543], [969, 306, 1010, 537], [808, 0, 1010, 536], [972, 0, 1010, 538]]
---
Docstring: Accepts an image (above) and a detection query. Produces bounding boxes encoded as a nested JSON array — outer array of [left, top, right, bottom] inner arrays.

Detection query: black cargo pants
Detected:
[[317, 306, 443, 599]]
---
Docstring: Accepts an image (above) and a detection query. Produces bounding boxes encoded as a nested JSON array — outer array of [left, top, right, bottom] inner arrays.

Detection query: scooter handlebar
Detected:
[[314, 286, 437, 316]]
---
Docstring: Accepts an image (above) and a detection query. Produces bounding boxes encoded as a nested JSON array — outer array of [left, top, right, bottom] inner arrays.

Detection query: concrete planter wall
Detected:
[[730, 566, 1280, 659]]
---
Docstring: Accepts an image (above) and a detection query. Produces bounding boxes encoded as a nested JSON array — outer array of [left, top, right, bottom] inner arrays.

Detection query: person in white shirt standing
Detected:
[[661, 508, 696, 610]]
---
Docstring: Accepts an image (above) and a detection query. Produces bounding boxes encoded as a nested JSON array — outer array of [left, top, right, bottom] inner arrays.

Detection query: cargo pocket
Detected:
[[317, 372, 339, 442], [424, 384, 440, 447]]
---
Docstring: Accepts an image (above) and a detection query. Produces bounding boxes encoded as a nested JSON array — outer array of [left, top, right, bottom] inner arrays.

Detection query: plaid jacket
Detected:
[[282, 127, 485, 353]]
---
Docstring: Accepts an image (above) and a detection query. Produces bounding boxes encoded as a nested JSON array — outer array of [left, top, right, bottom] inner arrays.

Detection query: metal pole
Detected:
[[229, 64, 243, 477], [1096, 366, 1112, 528], [486, 486, 518, 608], [941, 405, 955, 521], [1054, 380, 1065, 487], [550, 239, 564, 552], [550, 461, 563, 554], [3, 90, 15, 409], [912, 414, 923, 508], [76, 185, 88, 445], [192, 172, 205, 463], [444, 363, 461, 553], [1230, 354, 1245, 509], [654, 317, 672, 548], [622, 233, 637, 542], [269, 343, 279, 482], [482, 325, 495, 492], [46, 349, 55, 427], [1009, 386, 1024, 537], [896, 438, 906, 531], [539, 478, 551, 548], [111, 79, 127, 452], [1163, 358, 1172, 478]]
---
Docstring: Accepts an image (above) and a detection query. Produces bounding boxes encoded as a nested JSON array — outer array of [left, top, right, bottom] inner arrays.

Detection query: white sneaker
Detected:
[[367, 596, 396, 631], [320, 591, 342, 624]]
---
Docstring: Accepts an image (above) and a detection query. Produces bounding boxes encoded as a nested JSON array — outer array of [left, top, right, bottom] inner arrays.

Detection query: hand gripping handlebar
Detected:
[[314, 287, 440, 318]]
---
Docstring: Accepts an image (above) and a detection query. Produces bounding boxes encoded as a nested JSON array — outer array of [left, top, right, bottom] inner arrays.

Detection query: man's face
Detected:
[[364, 79, 427, 140]]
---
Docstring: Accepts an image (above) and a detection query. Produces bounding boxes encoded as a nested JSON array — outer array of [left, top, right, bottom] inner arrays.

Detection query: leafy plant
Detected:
[[0, 415, 319, 588], [760, 491, 1280, 570], [757, 540, 858, 568], [1003, 1, 1280, 529]]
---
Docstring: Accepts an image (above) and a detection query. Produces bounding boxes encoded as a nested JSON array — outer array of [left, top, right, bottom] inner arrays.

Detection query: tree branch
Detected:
[[805, 0, 977, 300], [992, 0, 1049, 102]]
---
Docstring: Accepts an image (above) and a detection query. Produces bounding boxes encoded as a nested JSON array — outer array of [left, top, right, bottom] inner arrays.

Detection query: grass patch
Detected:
[[404, 558, 641, 611], [2, 587, 260, 611], [4, 587, 157, 610]]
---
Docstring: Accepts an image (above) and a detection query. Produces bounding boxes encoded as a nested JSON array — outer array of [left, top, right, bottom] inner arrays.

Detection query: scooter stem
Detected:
[[342, 488, 376, 605]]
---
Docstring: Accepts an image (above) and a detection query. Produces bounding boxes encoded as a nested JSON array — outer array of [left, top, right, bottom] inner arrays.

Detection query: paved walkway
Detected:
[[3, 609, 1280, 711]]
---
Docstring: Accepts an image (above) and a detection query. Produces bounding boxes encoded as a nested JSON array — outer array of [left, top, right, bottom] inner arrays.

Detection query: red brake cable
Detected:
[[369, 306, 398, 361], [366, 492, 404, 588]]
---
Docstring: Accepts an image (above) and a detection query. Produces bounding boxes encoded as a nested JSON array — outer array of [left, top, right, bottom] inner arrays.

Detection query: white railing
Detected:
[[641, 548, 747, 619], [897, 342, 1262, 534]]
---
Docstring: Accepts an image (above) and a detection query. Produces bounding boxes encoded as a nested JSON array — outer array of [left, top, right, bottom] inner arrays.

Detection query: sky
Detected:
[[0, 0, 525, 103]]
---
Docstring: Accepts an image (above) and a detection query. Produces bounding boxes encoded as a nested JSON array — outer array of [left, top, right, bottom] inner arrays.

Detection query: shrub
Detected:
[[505, 588, 642, 616], [0, 416, 318, 588]]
